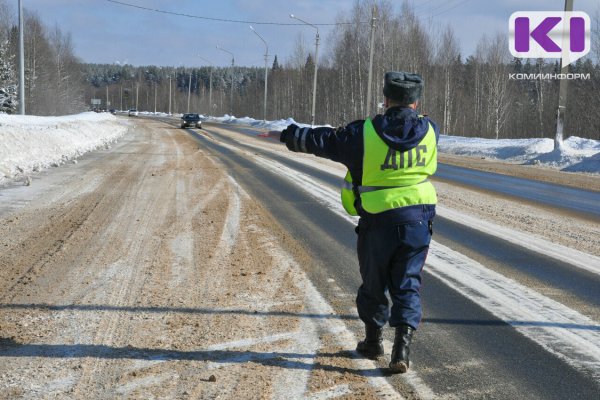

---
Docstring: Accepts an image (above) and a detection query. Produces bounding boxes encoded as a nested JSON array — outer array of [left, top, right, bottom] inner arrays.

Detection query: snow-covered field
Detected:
[[0, 112, 598, 187]]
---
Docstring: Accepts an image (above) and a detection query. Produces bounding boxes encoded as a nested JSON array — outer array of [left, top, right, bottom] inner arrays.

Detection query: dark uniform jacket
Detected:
[[281, 106, 440, 225]]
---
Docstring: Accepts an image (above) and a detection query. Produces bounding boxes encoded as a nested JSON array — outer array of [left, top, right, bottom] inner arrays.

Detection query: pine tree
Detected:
[[271, 55, 280, 71], [0, 40, 17, 113], [305, 54, 314, 71]]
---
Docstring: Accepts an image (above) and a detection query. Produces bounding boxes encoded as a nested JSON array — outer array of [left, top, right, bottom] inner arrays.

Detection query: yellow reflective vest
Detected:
[[341, 117, 437, 215]]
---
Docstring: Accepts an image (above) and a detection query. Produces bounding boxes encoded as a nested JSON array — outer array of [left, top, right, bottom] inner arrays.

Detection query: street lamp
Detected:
[[168, 72, 172, 115], [174, 63, 186, 114], [113, 61, 124, 111], [154, 82, 157, 114], [198, 56, 214, 117], [366, 6, 377, 117], [134, 69, 140, 111], [216, 45, 235, 115], [250, 26, 269, 122], [290, 13, 319, 126]]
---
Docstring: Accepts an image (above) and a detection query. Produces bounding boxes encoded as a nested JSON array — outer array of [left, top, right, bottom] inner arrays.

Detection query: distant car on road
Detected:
[[128, 109, 138, 117], [181, 113, 202, 129]]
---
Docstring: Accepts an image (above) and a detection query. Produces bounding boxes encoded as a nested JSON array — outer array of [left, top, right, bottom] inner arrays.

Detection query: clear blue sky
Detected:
[[13, 0, 600, 68]]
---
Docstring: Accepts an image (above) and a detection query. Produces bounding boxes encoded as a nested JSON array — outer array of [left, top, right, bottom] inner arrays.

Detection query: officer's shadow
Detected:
[[0, 337, 384, 377]]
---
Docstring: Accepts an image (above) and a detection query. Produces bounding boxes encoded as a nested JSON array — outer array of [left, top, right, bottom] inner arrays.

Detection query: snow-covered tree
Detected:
[[0, 39, 17, 114]]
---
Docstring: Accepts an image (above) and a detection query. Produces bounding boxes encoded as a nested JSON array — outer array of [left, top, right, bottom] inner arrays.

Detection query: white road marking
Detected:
[[436, 205, 600, 276], [427, 243, 600, 380]]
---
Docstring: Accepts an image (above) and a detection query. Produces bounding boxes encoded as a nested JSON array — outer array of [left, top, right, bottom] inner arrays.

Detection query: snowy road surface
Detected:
[[0, 117, 598, 399]]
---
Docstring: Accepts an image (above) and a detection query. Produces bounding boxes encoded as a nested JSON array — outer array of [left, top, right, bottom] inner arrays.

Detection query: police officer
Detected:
[[276, 71, 438, 373]]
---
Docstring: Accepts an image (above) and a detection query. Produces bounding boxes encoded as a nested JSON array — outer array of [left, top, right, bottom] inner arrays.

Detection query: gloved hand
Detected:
[[280, 124, 299, 143]]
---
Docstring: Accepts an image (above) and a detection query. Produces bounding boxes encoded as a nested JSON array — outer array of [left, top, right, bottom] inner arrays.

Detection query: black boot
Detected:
[[356, 324, 384, 360], [389, 325, 414, 373]]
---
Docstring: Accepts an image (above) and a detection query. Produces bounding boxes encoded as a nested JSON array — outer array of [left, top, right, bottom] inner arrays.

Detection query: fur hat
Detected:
[[383, 71, 424, 105]]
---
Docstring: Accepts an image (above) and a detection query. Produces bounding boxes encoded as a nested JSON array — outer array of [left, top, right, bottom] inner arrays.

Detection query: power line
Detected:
[[427, 0, 473, 19], [412, 0, 441, 12], [419, 0, 461, 14], [105, 0, 368, 26]]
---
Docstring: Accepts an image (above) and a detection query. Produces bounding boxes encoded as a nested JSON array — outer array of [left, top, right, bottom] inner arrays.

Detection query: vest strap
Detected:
[[341, 180, 353, 190], [357, 179, 429, 194]]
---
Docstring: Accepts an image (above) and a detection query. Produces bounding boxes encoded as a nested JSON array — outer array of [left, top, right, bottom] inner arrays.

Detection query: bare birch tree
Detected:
[[435, 25, 460, 134], [0, 0, 12, 41], [481, 32, 511, 139]]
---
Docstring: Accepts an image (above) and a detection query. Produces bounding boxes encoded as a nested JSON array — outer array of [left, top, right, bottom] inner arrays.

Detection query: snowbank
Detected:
[[438, 135, 600, 173], [0, 112, 128, 185]]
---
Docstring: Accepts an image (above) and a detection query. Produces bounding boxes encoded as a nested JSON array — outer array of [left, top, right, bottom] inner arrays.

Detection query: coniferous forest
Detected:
[[1, 0, 599, 140]]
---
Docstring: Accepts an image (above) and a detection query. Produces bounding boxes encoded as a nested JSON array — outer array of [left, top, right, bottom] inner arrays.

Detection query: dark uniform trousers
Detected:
[[356, 218, 432, 330]]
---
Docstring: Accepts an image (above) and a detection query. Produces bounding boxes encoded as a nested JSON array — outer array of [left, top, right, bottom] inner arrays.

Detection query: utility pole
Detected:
[[198, 56, 214, 117], [208, 66, 213, 116], [250, 26, 269, 122], [290, 14, 319, 126], [230, 57, 233, 115], [312, 31, 319, 126], [18, 0, 25, 114], [554, 0, 574, 151], [187, 69, 192, 113], [168, 75, 172, 115], [366, 6, 377, 117], [217, 46, 235, 115], [106, 85, 109, 111], [135, 82, 139, 110], [173, 72, 177, 114], [154, 83, 157, 114]]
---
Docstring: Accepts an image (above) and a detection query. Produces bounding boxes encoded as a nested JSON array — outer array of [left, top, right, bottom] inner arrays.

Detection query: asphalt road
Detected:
[[435, 164, 600, 219], [178, 121, 600, 400]]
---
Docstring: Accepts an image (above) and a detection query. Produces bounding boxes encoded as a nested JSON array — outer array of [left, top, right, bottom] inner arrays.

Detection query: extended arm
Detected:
[[277, 122, 363, 166]]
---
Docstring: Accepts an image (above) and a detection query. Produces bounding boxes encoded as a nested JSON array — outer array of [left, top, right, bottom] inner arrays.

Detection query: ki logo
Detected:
[[509, 11, 591, 66]]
